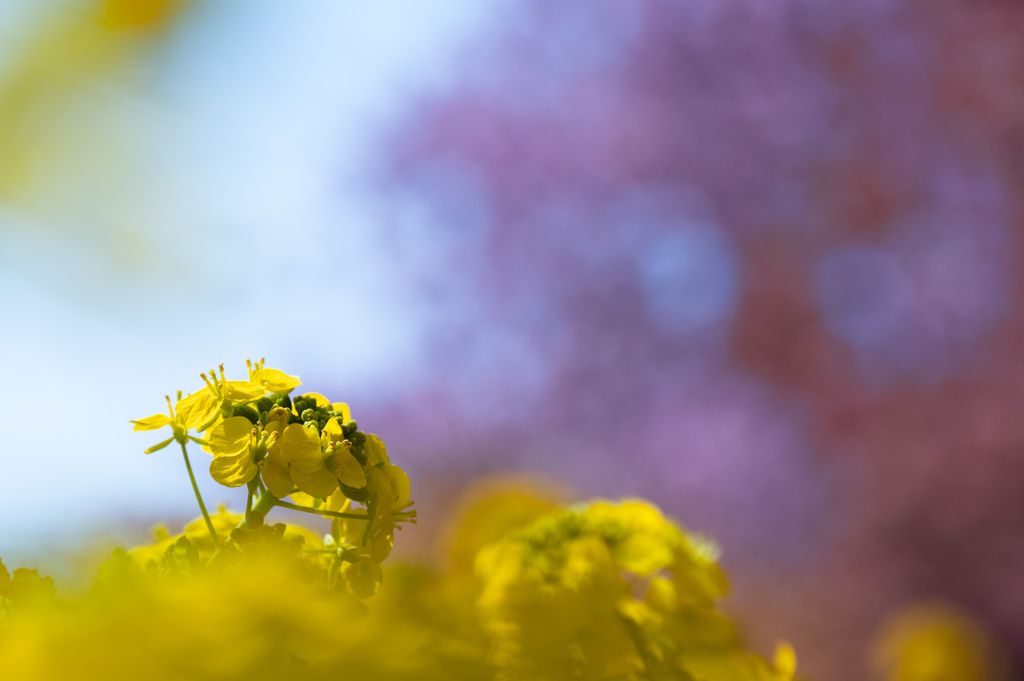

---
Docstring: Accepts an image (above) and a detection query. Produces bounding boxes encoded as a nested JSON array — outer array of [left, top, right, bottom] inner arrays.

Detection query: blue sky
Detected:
[[0, 0, 508, 563]]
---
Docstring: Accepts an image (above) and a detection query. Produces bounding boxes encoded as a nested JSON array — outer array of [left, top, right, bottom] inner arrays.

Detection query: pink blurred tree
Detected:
[[370, 1, 1024, 678]]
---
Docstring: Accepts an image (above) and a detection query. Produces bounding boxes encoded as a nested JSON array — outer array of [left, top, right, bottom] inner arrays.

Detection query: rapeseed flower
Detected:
[[84, 364, 818, 679], [474, 499, 797, 681], [0, 492, 801, 681], [270, 416, 370, 500], [130, 394, 198, 453], [207, 417, 291, 496], [247, 358, 301, 394], [334, 463, 413, 564], [175, 364, 265, 431]]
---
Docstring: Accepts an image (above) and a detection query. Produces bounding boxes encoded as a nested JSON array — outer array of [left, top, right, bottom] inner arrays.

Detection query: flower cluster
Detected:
[[130, 360, 415, 596], [0, 366, 807, 679], [0, 489, 800, 681], [474, 499, 796, 680]]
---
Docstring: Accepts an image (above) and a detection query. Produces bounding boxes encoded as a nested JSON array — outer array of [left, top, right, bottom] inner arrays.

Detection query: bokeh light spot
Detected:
[[638, 226, 739, 333]]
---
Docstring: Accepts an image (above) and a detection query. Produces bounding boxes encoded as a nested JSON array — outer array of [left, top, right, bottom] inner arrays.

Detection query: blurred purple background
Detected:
[[2, 1, 1023, 679], [363, 2, 1024, 679]]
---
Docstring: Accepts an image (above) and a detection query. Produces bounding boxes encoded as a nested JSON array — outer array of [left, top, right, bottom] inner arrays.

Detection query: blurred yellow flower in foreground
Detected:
[[0, 491, 798, 681], [0, 364, 802, 679]]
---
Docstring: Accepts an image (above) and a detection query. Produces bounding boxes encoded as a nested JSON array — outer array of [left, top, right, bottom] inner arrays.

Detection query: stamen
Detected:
[[205, 369, 222, 397], [165, 395, 174, 417]]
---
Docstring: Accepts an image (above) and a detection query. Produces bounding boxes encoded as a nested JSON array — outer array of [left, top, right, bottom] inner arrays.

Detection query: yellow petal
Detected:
[[364, 433, 389, 466], [290, 491, 321, 507], [208, 417, 253, 457], [176, 390, 220, 430], [223, 380, 265, 402], [384, 464, 411, 509], [261, 446, 294, 498], [252, 367, 300, 394], [303, 392, 331, 407], [332, 402, 351, 422], [364, 467, 396, 514], [324, 488, 349, 514], [131, 413, 171, 431], [774, 642, 797, 680], [279, 424, 338, 498], [209, 450, 257, 487], [370, 530, 394, 564], [326, 447, 367, 489], [283, 524, 323, 550], [278, 423, 321, 467], [336, 514, 369, 549], [183, 505, 242, 552], [291, 466, 338, 499], [323, 417, 344, 443]]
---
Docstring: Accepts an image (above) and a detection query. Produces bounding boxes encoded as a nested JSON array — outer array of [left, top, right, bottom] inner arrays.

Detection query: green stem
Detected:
[[273, 499, 378, 520], [245, 483, 255, 525], [248, 489, 278, 527], [180, 441, 219, 545]]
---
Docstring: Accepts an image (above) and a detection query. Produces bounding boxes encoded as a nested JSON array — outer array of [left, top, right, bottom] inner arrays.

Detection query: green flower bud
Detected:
[[340, 483, 369, 503], [233, 405, 260, 425]]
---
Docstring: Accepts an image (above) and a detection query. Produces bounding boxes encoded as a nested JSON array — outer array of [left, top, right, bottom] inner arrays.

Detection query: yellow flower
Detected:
[[131, 395, 196, 453], [363, 433, 388, 467], [871, 603, 1005, 681], [321, 418, 367, 488], [246, 358, 301, 395], [334, 464, 412, 564], [175, 364, 265, 431], [182, 506, 245, 555], [207, 417, 290, 495], [774, 642, 798, 681], [274, 419, 366, 499]]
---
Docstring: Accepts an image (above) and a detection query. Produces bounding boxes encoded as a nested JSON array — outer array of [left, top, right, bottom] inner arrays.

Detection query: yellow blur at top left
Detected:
[[0, 0, 189, 209]]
